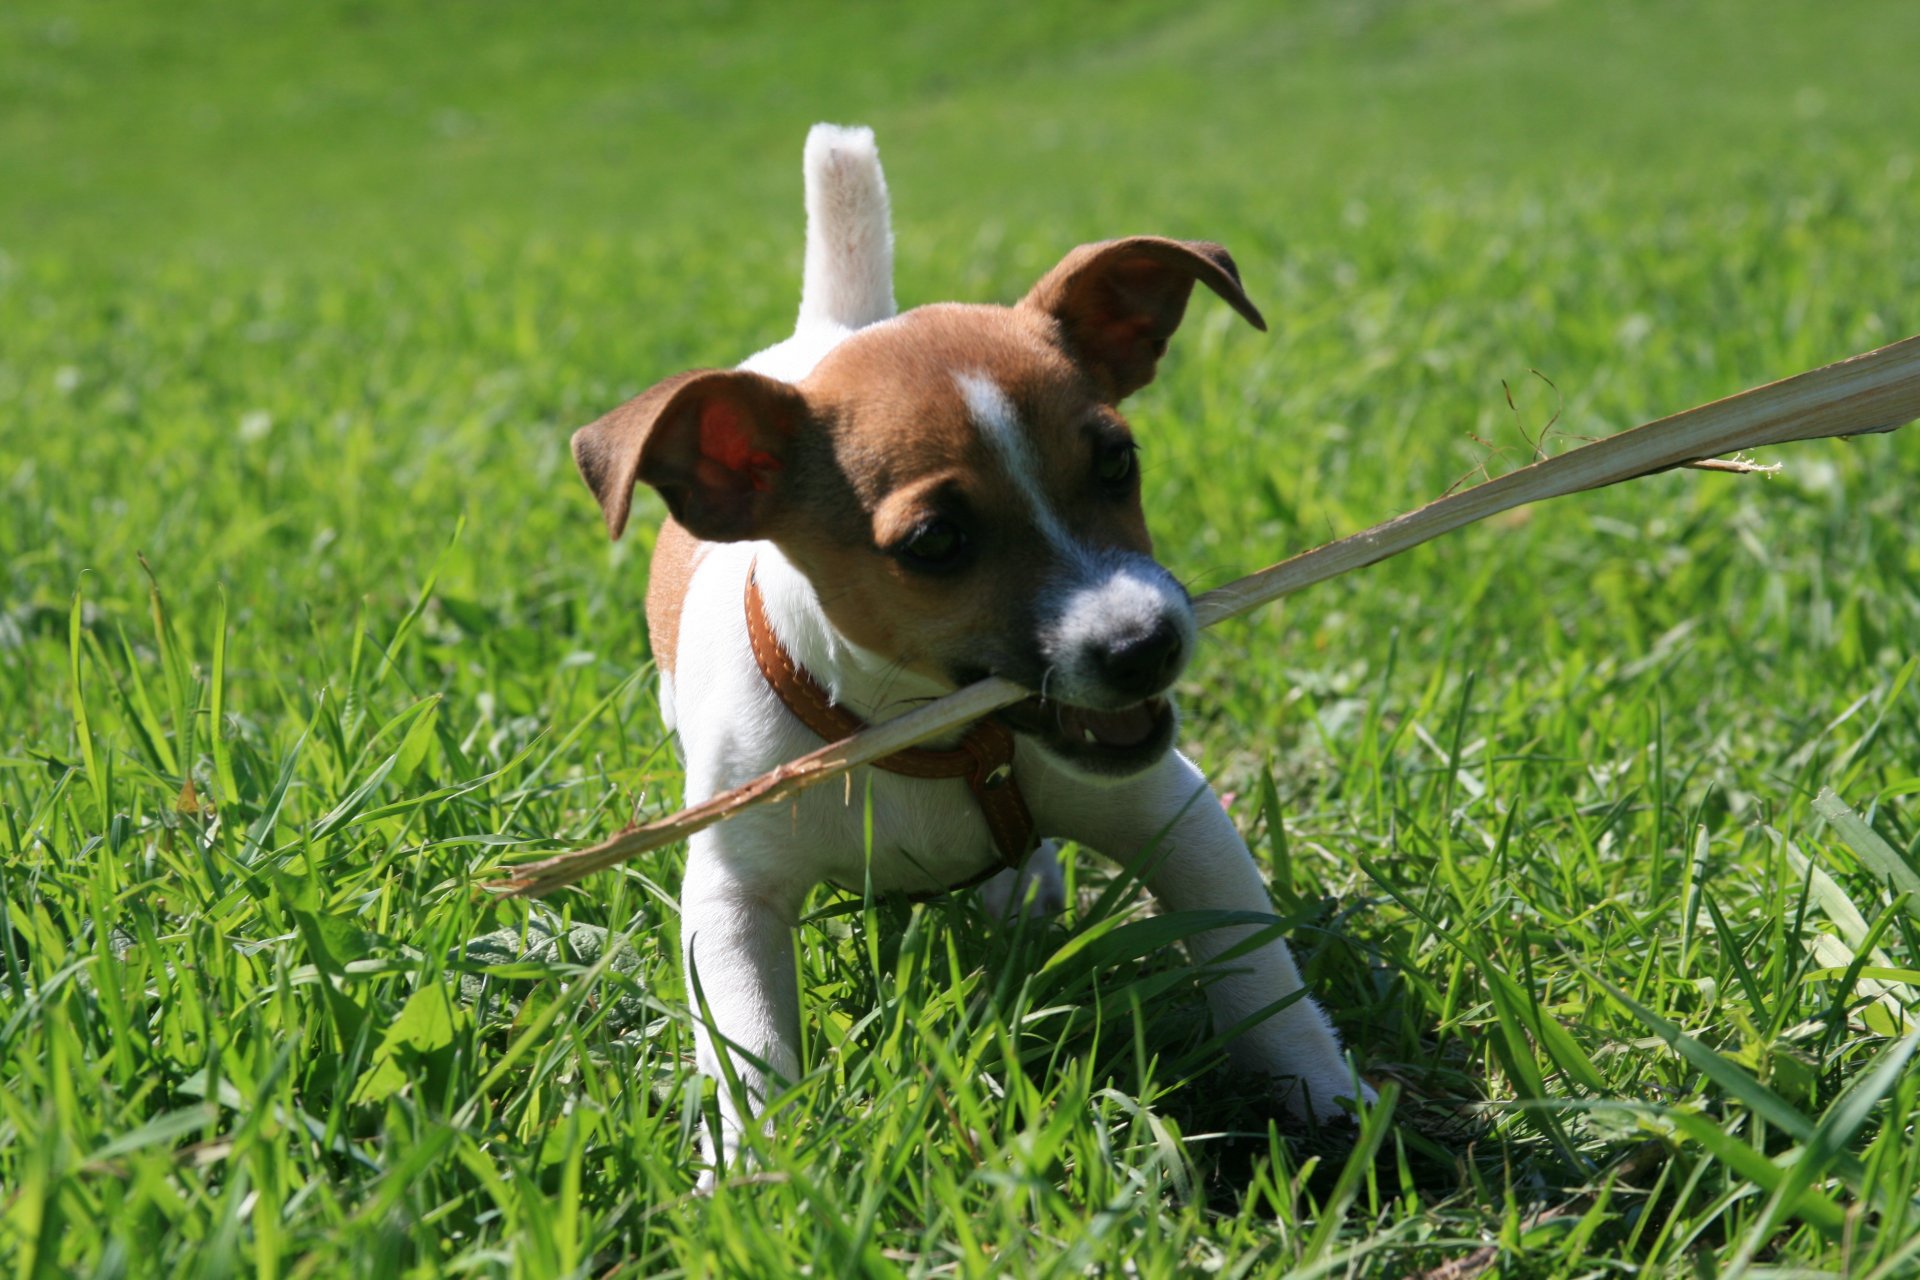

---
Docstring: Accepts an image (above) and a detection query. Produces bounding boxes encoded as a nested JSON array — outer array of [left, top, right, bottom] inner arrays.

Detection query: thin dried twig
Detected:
[[1683, 456, 1781, 475], [499, 334, 1920, 897]]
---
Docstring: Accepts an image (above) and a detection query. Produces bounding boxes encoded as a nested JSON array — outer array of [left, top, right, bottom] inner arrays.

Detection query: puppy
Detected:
[[572, 124, 1371, 1186]]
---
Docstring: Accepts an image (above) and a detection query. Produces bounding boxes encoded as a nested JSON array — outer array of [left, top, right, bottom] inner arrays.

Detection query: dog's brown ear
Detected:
[[1020, 237, 1266, 401], [571, 369, 809, 542]]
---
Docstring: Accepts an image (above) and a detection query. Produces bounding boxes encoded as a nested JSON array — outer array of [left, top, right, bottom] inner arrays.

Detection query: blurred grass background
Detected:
[[8, 0, 1919, 262]]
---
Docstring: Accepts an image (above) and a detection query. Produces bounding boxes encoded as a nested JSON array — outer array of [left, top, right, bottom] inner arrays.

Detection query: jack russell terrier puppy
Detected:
[[571, 124, 1372, 1185]]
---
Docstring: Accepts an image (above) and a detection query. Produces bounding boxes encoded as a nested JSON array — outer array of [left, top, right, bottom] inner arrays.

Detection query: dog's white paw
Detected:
[[976, 841, 1067, 921], [1278, 1060, 1376, 1125]]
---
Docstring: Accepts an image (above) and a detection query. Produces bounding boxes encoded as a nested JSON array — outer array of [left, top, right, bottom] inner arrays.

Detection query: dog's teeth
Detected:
[[1082, 728, 1098, 744]]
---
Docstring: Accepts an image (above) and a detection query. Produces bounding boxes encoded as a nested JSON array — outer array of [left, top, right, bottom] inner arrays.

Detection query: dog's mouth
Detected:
[[995, 694, 1176, 776]]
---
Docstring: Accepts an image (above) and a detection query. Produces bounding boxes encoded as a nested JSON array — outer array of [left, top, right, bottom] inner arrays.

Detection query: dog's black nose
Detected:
[[1097, 619, 1185, 699]]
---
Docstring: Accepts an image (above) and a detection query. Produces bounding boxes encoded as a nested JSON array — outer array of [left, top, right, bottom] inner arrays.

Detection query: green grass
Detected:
[[5, 0, 1920, 1274]]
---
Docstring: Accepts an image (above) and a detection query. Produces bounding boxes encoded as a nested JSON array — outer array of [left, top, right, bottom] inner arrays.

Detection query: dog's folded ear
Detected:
[[1020, 237, 1267, 401], [572, 369, 809, 541]]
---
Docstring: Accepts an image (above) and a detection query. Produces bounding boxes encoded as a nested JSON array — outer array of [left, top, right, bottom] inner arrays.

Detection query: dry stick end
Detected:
[[497, 333, 1920, 896], [1685, 456, 1781, 475], [496, 675, 1030, 896]]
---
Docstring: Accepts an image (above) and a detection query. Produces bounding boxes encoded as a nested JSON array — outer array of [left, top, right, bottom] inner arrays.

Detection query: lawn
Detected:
[[4, 0, 1920, 1274]]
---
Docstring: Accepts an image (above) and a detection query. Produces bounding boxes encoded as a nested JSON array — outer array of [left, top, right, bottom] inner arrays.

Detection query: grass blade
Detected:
[[1814, 789, 1920, 921]]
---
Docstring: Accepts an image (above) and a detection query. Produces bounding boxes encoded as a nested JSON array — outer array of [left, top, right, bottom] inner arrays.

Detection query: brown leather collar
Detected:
[[744, 563, 1035, 876]]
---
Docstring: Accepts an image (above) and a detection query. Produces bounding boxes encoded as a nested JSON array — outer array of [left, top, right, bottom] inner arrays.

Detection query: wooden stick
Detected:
[[499, 333, 1920, 897], [1191, 334, 1919, 627]]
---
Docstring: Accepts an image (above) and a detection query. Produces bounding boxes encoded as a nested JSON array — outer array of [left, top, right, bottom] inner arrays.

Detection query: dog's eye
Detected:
[[894, 518, 969, 572], [1095, 440, 1139, 488]]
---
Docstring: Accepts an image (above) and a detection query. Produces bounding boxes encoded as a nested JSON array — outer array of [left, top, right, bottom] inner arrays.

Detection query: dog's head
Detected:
[[573, 237, 1264, 777]]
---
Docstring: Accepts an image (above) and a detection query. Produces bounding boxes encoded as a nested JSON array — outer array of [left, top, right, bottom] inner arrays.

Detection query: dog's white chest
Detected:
[[667, 543, 1007, 896]]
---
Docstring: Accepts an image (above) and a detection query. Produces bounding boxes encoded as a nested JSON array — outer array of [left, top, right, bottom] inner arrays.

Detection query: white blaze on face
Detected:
[[956, 372, 1086, 566], [955, 371, 1196, 708]]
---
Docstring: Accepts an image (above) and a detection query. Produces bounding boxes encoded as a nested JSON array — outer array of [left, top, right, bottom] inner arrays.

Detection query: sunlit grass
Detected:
[[4, 0, 1920, 1274]]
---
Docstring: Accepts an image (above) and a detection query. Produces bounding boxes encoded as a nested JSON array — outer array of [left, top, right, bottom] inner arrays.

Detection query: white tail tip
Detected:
[[798, 123, 896, 331]]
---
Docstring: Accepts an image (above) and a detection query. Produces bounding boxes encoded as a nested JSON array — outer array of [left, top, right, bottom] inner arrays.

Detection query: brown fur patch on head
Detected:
[[770, 303, 1156, 689]]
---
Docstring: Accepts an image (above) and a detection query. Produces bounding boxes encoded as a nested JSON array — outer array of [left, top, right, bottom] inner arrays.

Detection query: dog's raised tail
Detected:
[[798, 123, 896, 331]]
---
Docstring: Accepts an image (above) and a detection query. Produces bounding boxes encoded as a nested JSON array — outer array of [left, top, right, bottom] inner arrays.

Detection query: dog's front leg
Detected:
[[679, 831, 807, 1190], [1045, 752, 1372, 1123]]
